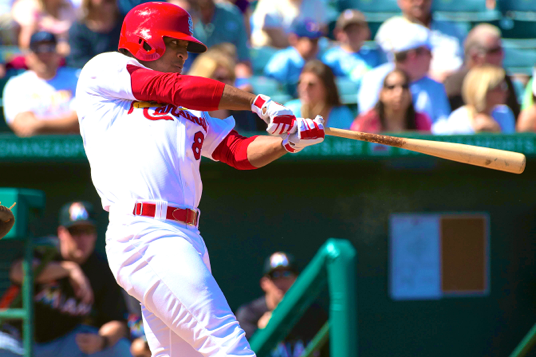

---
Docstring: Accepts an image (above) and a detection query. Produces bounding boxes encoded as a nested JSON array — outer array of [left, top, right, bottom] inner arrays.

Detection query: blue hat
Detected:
[[290, 18, 323, 39], [29, 31, 57, 51], [59, 201, 96, 228]]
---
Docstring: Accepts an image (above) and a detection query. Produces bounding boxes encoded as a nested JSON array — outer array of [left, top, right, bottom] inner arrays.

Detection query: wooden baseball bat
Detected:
[[325, 127, 526, 174]]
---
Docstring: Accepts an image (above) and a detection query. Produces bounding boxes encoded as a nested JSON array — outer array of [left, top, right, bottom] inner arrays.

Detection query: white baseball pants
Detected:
[[105, 207, 255, 357]]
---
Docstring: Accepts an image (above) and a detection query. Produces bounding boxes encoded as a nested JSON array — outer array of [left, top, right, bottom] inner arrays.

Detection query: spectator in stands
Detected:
[[357, 22, 450, 133], [375, 0, 466, 82], [321, 9, 382, 84], [443, 24, 520, 120], [122, 293, 151, 357], [516, 72, 536, 132], [187, 0, 252, 84], [438, 65, 515, 134], [250, 0, 331, 48], [264, 18, 323, 97], [0, 0, 18, 46], [351, 68, 431, 133], [11, 0, 76, 55], [285, 60, 354, 129], [66, 0, 123, 68], [188, 46, 261, 131], [0, 201, 132, 357], [2, 31, 79, 137], [235, 252, 328, 356], [215, 0, 252, 39]]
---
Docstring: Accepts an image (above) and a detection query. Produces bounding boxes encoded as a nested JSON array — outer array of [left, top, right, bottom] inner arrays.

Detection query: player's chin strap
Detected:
[[282, 116, 325, 153]]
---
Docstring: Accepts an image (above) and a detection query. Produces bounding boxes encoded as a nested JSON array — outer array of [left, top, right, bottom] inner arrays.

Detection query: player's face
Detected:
[[143, 38, 189, 73], [261, 269, 297, 304], [58, 223, 97, 264]]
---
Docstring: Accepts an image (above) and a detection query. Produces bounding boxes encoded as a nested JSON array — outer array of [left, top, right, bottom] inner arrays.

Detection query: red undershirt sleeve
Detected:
[[212, 130, 258, 170], [127, 65, 225, 111]]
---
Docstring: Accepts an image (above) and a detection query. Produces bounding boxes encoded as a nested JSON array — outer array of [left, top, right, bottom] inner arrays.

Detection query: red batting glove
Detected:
[[282, 116, 325, 153], [251, 94, 297, 135]]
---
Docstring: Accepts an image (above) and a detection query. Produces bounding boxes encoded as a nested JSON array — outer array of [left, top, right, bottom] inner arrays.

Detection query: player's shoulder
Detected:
[[80, 52, 143, 77]]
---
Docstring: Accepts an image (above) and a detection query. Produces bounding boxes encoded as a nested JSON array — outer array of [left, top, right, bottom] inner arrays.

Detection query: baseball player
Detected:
[[75, 2, 325, 356]]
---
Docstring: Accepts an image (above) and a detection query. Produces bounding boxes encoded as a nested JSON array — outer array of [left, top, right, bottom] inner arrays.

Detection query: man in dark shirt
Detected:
[[235, 252, 328, 357], [444, 23, 520, 119], [0, 201, 132, 357]]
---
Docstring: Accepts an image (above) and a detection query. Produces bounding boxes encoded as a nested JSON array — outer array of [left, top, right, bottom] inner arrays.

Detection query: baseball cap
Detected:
[[263, 252, 299, 276], [379, 22, 431, 54], [336, 9, 367, 31], [59, 201, 96, 228], [290, 18, 324, 39], [29, 31, 57, 53]]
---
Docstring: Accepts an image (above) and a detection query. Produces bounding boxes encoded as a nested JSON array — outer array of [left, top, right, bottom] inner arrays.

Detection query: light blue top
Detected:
[[264, 47, 309, 96], [436, 105, 516, 134], [321, 45, 382, 83], [284, 99, 354, 129], [3, 67, 79, 124], [357, 63, 451, 129], [193, 2, 250, 62]]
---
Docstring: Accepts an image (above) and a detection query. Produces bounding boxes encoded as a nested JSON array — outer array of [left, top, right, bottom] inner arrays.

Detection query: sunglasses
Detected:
[[268, 270, 295, 279], [484, 46, 502, 55], [31, 43, 57, 54], [490, 81, 508, 92], [385, 83, 410, 90]]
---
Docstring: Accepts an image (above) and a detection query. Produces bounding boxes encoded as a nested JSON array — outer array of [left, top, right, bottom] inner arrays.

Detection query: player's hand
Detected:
[[76, 333, 106, 354], [68, 264, 94, 305], [251, 94, 297, 135], [282, 116, 325, 153]]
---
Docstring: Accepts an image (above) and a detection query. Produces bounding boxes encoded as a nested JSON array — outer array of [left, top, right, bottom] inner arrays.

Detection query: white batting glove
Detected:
[[251, 94, 297, 135], [282, 116, 325, 153]]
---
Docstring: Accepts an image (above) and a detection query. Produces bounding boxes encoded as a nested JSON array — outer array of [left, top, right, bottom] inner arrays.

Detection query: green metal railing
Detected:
[[0, 188, 45, 357], [510, 323, 536, 357], [250, 238, 357, 357]]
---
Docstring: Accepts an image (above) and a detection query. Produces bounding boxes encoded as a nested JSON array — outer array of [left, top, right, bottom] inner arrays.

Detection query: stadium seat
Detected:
[[336, 77, 359, 105], [497, 0, 536, 40], [431, 0, 501, 22], [249, 75, 292, 104], [502, 44, 536, 75], [250, 46, 279, 76]]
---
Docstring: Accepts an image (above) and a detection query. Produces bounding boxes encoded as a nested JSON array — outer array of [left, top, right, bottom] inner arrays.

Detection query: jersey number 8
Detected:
[[192, 131, 205, 160]]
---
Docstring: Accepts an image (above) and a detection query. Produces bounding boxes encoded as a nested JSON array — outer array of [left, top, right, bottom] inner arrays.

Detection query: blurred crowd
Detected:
[[2, 0, 536, 138]]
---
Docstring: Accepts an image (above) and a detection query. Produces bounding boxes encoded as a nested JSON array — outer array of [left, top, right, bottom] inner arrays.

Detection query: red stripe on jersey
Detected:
[[212, 130, 258, 170], [127, 65, 225, 111]]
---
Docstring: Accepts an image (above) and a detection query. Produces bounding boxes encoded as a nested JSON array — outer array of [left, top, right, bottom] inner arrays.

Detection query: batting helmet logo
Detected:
[[118, 2, 206, 62]]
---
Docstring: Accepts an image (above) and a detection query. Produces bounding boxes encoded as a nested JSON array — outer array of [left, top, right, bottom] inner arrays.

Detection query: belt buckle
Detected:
[[186, 209, 197, 227], [136, 202, 144, 216]]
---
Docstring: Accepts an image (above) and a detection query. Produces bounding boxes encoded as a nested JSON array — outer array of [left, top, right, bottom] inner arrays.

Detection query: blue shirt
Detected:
[[264, 47, 308, 97], [193, 3, 250, 63], [284, 99, 354, 129], [321, 45, 382, 83], [357, 63, 451, 128]]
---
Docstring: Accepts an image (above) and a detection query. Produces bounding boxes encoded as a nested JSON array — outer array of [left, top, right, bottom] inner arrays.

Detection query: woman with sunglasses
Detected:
[[439, 64, 515, 134], [284, 60, 354, 129], [188, 46, 260, 132], [351, 68, 431, 133]]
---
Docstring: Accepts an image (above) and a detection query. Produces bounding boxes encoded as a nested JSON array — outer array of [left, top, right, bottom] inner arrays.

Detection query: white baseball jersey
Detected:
[[76, 52, 235, 212]]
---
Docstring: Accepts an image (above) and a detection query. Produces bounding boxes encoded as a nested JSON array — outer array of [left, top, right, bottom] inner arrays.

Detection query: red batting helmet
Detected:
[[118, 2, 207, 61]]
